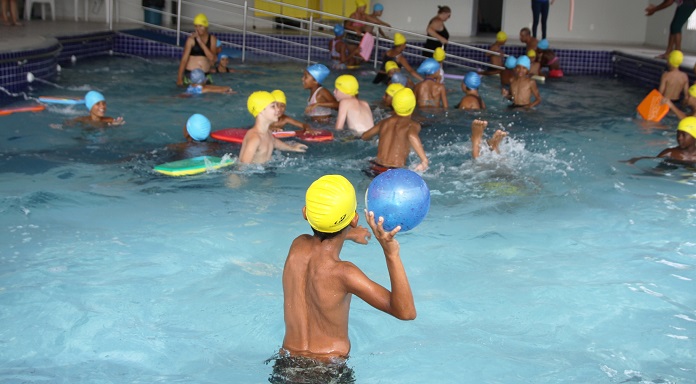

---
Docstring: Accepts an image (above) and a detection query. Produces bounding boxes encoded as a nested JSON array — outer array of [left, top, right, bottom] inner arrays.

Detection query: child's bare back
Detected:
[[414, 79, 447, 108]]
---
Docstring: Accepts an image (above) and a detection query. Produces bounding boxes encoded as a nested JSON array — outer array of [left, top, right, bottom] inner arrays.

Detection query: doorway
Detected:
[[475, 0, 503, 36]]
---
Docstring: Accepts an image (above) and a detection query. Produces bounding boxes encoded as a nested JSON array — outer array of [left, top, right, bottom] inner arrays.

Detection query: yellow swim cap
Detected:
[[669, 50, 683, 68], [496, 31, 507, 42], [392, 87, 416, 116], [394, 33, 406, 46], [271, 89, 286, 105], [690, 84, 696, 99], [386, 83, 405, 97], [527, 49, 536, 58], [247, 91, 276, 118], [306, 175, 357, 233], [433, 47, 446, 62], [385, 61, 399, 73], [335, 74, 359, 96], [355, 0, 367, 7], [193, 13, 209, 27], [678, 116, 696, 139]]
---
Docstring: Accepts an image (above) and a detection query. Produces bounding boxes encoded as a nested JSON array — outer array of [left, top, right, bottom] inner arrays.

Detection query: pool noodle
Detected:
[[569, 0, 574, 31], [443, 74, 464, 80]]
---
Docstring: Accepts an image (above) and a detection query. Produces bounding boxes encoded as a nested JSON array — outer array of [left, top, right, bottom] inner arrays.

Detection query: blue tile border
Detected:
[[0, 29, 684, 99]]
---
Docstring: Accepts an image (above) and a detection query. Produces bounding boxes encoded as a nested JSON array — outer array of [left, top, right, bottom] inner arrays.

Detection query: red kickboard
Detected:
[[637, 89, 669, 122], [211, 128, 332, 143]]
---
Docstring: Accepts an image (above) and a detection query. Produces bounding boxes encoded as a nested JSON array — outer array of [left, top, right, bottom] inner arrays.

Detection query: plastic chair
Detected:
[[24, 0, 56, 21]]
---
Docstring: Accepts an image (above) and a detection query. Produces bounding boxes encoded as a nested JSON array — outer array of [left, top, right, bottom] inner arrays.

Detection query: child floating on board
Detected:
[[334, 74, 374, 135], [239, 91, 308, 164]]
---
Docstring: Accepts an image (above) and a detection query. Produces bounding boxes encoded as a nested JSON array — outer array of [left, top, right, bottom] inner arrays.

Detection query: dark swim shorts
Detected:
[[266, 353, 355, 384]]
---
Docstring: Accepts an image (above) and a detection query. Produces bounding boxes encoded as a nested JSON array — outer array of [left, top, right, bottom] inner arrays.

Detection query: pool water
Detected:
[[1, 57, 695, 383]]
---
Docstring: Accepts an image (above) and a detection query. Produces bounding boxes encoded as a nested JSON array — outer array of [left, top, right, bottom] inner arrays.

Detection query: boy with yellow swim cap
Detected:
[[268, 89, 317, 136], [659, 50, 689, 104], [238, 91, 308, 164], [334, 74, 374, 135], [480, 30, 507, 76], [177, 13, 218, 87], [275, 173, 415, 378], [361, 88, 428, 175], [628, 116, 696, 164]]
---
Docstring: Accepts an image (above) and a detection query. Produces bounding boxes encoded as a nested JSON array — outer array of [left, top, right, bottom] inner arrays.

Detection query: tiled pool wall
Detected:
[[1, 30, 691, 98]]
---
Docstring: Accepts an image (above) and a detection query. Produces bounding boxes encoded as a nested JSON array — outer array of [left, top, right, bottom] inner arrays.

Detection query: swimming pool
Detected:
[[1, 57, 694, 383]]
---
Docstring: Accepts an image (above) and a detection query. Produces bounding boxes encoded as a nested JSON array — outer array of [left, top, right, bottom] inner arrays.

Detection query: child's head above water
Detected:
[[185, 113, 211, 142], [305, 174, 357, 235], [334, 74, 359, 98], [247, 91, 277, 118], [85, 91, 105, 113], [417, 58, 440, 77], [669, 50, 684, 69], [305, 63, 330, 85], [392, 88, 416, 117], [271, 89, 287, 114], [463, 72, 481, 91]]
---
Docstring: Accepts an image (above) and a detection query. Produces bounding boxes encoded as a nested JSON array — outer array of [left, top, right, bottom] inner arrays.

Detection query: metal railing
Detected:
[[110, 0, 503, 71]]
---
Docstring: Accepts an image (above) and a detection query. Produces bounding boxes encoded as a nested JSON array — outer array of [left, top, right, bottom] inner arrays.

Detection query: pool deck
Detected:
[[1, 20, 693, 65]]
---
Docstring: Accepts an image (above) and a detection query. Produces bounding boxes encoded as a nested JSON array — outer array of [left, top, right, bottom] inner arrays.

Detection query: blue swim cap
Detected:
[[190, 69, 207, 84], [464, 72, 481, 90], [216, 40, 222, 47], [186, 113, 211, 141], [390, 72, 408, 86], [307, 63, 330, 84], [538, 39, 549, 50], [417, 58, 440, 76], [218, 53, 229, 61], [85, 90, 105, 111], [373, 3, 384, 12], [504, 56, 517, 69], [334, 24, 345, 36], [516, 55, 531, 70]]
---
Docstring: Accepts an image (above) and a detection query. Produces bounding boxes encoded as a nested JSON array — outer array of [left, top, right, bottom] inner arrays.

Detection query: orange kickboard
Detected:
[[637, 89, 669, 122]]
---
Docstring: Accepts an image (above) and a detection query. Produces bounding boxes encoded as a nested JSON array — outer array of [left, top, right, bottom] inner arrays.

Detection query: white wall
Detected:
[[47, 0, 696, 52], [502, 0, 647, 44]]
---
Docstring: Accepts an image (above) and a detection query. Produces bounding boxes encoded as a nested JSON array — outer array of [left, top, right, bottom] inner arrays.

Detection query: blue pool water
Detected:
[[1, 56, 695, 383]]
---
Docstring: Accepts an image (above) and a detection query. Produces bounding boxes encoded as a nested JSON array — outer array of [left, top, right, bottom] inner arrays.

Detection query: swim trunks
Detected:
[[363, 160, 398, 177], [266, 353, 355, 384]]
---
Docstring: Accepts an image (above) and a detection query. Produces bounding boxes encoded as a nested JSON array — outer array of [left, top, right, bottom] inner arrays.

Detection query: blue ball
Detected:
[[365, 169, 430, 232]]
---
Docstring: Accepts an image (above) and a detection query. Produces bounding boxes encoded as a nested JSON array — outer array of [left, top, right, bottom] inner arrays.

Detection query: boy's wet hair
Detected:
[[312, 225, 348, 241]]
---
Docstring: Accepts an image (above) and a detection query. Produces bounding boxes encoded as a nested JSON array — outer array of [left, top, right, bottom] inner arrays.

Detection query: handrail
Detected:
[[111, 0, 503, 71]]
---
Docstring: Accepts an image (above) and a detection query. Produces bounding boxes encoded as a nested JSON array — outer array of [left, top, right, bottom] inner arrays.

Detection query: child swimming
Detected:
[[185, 69, 235, 95], [457, 72, 485, 110], [269, 89, 317, 136], [239, 91, 308, 164], [69, 91, 125, 127], [414, 58, 448, 108], [303, 64, 338, 122], [659, 50, 689, 103], [480, 31, 507, 76], [503, 56, 541, 109]]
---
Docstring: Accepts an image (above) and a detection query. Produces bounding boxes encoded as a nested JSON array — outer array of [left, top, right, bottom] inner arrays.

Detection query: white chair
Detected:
[[24, 0, 56, 21]]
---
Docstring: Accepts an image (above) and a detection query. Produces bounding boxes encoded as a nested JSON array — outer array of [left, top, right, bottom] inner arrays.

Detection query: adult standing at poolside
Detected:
[[177, 13, 218, 87], [531, 0, 555, 39], [423, 5, 451, 58], [646, 0, 696, 59]]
